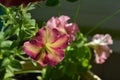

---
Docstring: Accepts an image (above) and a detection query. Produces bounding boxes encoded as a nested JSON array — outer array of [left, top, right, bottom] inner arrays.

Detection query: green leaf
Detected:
[[1, 40, 12, 48], [2, 58, 10, 66], [3, 77, 15, 80], [45, 0, 60, 7], [10, 40, 19, 49], [0, 32, 4, 40], [4, 67, 14, 80], [10, 60, 22, 71], [0, 67, 6, 80], [82, 59, 89, 67], [19, 30, 26, 41]]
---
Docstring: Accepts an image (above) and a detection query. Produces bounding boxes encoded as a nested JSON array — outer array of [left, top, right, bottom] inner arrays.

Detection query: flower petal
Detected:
[[65, 23, 79, 41], [35, 27, 47, 44], [51, 47, 65, 60], [37, 51, 48, 67], [103, 34, 113, 44], [46, 28, 62, 43], [65, 23, 79, 34], [23, 41, 42, 60], [93, 34, 113, 45], [58, 15, 70, 25], [51, 34, 69, 49], [47, 15, 70, 28], [37, 48, 65, 67], [46, 17, 58, 28], [94, 45, 112, 64], [45, 48, 65, 66]]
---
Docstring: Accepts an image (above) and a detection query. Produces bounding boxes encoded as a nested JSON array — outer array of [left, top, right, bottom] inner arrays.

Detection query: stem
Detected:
[[81, 70, 101, 80], [73, 0, 81, 22], [86, 8, 120, 36], [16, 53, 30, 60], [14, 70, 42, 75], [57, 2, 61, 16], [87, 46, 92, 60]]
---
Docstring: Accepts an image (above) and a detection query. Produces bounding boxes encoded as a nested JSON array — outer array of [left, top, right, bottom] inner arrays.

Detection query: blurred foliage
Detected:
[[0, 4, 38, 80]]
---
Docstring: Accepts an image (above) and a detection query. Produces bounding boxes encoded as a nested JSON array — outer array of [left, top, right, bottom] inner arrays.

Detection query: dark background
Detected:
[[31, 0, 120, 80]]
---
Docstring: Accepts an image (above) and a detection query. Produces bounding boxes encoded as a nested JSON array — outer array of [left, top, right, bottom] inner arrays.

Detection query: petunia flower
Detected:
[[23, 27, 69, 67], [46, 15, 79, 42], [94, 45, 112, 64], [0, 0, 43, 7], [87, 34, 113, 64]]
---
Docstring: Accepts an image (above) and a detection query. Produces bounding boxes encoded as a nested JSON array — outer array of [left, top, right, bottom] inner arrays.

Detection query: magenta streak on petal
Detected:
[[51, 34, 68, 49], [23, 42, 41, 60], [45, 53, 61, 67], [23, 47, 38, 60], [37, 51, 48, 67], [29, 39, 44, 47], [50, 47, 65, 60], [35, 27, 47, 44], [23, 36, 44, 60]]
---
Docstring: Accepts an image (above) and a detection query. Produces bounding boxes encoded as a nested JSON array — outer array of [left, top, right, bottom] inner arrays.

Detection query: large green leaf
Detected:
[[10, 60, 22, 71]]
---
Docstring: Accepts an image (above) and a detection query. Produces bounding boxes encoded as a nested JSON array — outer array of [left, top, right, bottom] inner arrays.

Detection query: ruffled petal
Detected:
[[93, 34, 113, 45], [46, 17, 58, 28], [35, 27, 47, 44], [65, 23, 79, 41], [65, 23, 79, 34], [94, 46, 112, 64], [23, 41, 42, 60], [46, 28, 62, 43], [58, 15, 70, 25], [103, 34, 113, 44]]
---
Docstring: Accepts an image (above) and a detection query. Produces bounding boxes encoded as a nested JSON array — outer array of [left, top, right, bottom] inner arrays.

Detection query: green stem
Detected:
[[14, 70, 42, 75], [87, 47, 92, 60], [57, 2, 61, 16], [73, 0, 81, 22], [86, 8, 120, 36], [16, 53, 30, 60]]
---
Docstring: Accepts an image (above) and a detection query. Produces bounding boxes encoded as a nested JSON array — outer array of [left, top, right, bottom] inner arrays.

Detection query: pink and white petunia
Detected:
[[46, 15, 79, 42], [23, 27, 69, 67], [94, 45, 112, 64], [87, 34, 113, 64]]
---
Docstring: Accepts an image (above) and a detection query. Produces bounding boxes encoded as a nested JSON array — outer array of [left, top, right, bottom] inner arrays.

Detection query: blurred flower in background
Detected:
[[0, 0, 42, 7], [47, 15, 79, 42], [86, 34, 113, 64]]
